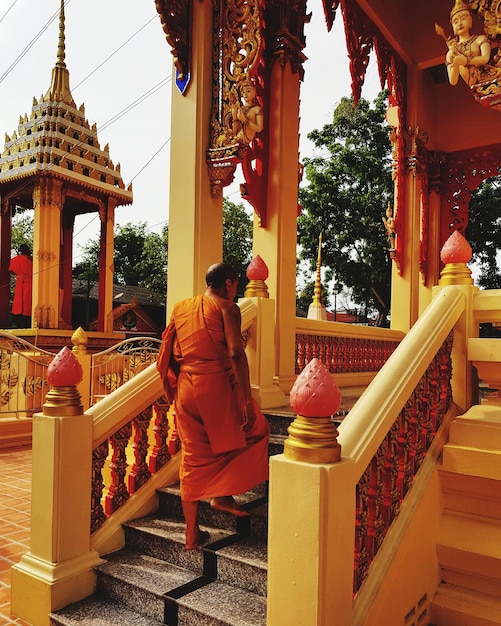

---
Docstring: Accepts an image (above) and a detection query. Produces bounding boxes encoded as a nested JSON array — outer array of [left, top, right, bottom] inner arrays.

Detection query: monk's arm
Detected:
[[221, 302, 256, 430]]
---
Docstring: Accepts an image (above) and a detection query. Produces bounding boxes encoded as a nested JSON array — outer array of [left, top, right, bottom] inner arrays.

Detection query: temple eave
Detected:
[[0, 167, 133, 204]]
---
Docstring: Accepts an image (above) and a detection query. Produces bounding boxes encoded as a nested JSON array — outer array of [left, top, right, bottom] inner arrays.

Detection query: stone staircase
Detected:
[[430, 404, 501, 626], [50, 485, 269, 626], [48, 389, 360, 626], [49, 406, 295, 626]]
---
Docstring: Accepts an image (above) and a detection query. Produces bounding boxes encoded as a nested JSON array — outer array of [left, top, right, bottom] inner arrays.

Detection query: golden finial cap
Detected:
[[451, 0, 471, 20]]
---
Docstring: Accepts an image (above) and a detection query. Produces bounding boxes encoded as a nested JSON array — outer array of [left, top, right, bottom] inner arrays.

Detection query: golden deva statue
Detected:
[[436, 0, 501, 87], [229, 77, 264, 145], [382, 202, 396, 249]]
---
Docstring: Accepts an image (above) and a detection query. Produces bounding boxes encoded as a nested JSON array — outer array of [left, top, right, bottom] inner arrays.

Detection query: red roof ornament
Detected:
[[47, 346, 83, 387], [290, 358, 341, 417], [246, 255, 269, 281], [440, 230, 472, 265]]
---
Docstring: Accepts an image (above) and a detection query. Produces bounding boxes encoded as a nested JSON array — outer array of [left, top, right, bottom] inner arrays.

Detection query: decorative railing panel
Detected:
[[91, 396, 170, 532], [353, 332, 453, 594], [0, 332, 54, 416], [296, 333, 400, 375], [90, 337, 161, 404]]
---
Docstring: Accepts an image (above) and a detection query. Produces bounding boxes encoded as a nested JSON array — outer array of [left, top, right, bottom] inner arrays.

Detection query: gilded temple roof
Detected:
[[0, 0, 132, 206]]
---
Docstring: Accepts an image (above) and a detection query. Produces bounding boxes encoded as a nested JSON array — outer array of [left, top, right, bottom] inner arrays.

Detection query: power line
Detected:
[[0, 0, 18, 25], [127, 137, 170, 186], [0, 0, 71, 84], [71, 16, 158, 93]]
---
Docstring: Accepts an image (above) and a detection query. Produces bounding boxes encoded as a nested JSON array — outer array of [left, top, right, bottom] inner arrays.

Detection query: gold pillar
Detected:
[[166, 1, 223, 315], [32, 178, 62, 329], [11, 376, 100, 625], [98, 198, 116, 332], [252, 60, 300, 393], [0, 197, 12, 328], [390, 67, 422, 333]]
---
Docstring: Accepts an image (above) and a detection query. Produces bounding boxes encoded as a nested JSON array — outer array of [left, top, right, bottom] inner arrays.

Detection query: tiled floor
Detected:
[[0, 446, 32, 626]]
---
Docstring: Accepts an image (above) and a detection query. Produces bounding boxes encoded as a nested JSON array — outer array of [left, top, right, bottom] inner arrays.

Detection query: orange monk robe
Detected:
[[157, 295, 269, 502], [9, 254, 33, 316]]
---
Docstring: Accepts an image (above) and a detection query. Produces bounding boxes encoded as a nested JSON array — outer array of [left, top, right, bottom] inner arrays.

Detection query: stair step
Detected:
[[439, 471, 501, 519], [50, 593, 163, 625], [158, 485, 268, 540], [97, 547, 267, 625], [437, 512, 501, 584], [96, 550, 204, 622], [448, 405, 501, 449], [442, 444, 501, 480], [211, 536, 267, 597], [124, 516, 235, 574], [430, 583, 501, 626], [175, 578, 266, 626]]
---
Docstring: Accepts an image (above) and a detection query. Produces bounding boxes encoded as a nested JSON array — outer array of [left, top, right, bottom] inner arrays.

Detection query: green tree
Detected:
[[466, 175, 501, 289], [11, 208, 33, 254], [297, 92, 393, 325], [74, 222, 168, 294], [223, 197, 253, 298]]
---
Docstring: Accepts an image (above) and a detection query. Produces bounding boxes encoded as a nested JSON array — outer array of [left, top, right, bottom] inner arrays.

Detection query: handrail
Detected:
[[295, 316, 404, 342], [88, 362, 163, 448], [339, 286, 465, 472], [268, 285, 468, 624]]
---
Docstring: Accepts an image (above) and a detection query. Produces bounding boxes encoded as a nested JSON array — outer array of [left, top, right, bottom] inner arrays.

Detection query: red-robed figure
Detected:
[[9, 244, 33, 328], [157, 263, 269, 550]]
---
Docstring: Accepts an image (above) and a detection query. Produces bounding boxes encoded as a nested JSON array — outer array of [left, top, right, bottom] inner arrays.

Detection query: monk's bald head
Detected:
[[206, 263, 238, 289]]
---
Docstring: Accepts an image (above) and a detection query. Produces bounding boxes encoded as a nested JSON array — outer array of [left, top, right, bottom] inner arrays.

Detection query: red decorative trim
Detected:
[[155, 0, 191, 93], [128, 407, 153, 494], [354, 333, 453, 594], [295, 333, 400, 375], [440, 142, 501, 249]]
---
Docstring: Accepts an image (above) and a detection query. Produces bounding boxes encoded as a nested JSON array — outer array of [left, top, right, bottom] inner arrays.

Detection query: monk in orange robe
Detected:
[[157, 263, 269, 549], [9, 244, 33, 328]]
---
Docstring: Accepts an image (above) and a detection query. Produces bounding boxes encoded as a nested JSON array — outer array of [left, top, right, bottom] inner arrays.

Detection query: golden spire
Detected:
[[312, 233, 323, 306], [44, 0, 75, 105], [307, 233, 327, 320]]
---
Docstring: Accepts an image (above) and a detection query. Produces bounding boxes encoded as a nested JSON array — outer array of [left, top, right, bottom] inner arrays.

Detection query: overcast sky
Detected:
[[0, 0, 380, 262]]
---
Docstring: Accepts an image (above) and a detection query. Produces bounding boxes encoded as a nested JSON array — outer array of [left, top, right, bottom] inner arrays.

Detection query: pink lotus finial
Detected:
[[290, 358, 341, 417], [246, 255, 269, 281], [47, 347, 83, 387], [440, 230, 472, 265]]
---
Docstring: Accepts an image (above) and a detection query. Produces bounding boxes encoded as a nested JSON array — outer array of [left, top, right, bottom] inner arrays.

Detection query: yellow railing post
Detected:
[[11, 347, 101, 626], [267, 359, 356, 625], [242, 256, 286, 409], [436, 230, 479, 413]]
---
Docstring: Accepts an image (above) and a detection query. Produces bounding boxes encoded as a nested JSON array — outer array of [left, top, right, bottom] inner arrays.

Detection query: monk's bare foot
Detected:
[[185, 529, 210, 551], [210, 496, 250, 517]]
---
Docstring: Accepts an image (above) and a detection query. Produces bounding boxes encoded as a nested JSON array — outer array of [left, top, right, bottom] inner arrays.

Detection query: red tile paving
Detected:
[[0, 446, 32, 625]]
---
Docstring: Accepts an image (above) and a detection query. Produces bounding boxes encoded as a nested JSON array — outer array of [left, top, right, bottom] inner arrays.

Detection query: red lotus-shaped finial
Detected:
[[290, 358, 341, 417], [246, 255, 269, 281], [440, 230, 472, 265], [47, 347, 83, 387]]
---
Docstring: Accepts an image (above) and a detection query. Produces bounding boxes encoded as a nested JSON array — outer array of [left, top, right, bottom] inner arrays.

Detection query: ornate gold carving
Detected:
[[207, 0, 265, 198], [34, 304, 57, 329], [36, 250, 57, 262], [263, 0, 309, 77], [155, 0, 190, 84], [71, 326, 88, 354], [0, 351, 18, 406], [405, 126, 428, 176]]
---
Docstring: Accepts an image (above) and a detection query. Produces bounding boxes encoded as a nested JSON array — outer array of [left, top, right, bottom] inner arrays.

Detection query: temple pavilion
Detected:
[[0, 1, 132, 334], [6, 0, 501, 625]]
